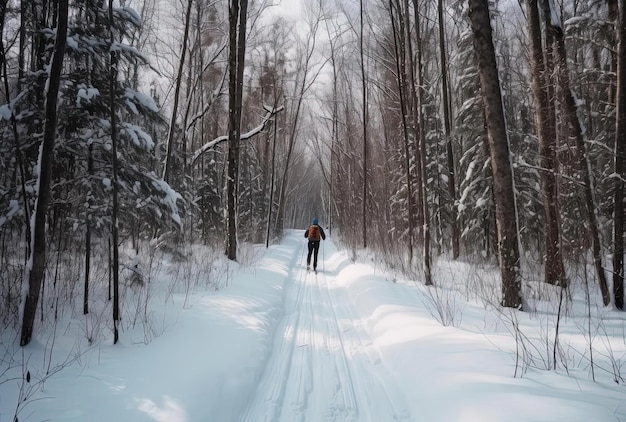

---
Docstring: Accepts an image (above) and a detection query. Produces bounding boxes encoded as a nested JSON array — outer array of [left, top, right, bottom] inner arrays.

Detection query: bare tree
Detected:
[[437, 0, 459, 259], [391, 0, 432, 284], [614, 0, 626, 310], [524, 0, 566, 288], [324, 16, 342, 237], [360, 0, 369, 249], [0, 3, 31, 256], [275, 3, 324, 232], [108, 0, 121, 344], [84, 145, 93, 315], [609, 0, 619, 105], [409, 0, 432, 286], [544, 0, 610, 305], [265, 97, 280, 248], [226, 0, 249, 260], [388, 0, 415, 264], [162, 0, 194, 185], [20, 0, 69, 346], [468, 0, 522, 309]]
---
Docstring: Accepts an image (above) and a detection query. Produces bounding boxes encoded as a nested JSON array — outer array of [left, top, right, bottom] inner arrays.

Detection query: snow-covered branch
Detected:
[[191, 104, 284, 165]]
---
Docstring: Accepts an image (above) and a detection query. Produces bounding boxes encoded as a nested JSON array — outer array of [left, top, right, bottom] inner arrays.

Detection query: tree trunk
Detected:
[[438, 0, 459, 260], [614, 0, 626, 310], [609, 0, 619, 105], [275, 12, 321, 233], [109, 0, 121, 344], [389, 0, 414, 264], [360, 0, 369, 249], [84, 145, 93, 315], [546, 0, 610, 305], [226, 0, 248, 260], [468, 0, 522, 309], [525, 0, 567, 288], [18, 0, 27, 90], [163, 0, 194, 185], [410, 0, 432, 285], [0, 9, 31, 255], [327, 20, 339, 237], [265, 100, 279, 248], [83, 225, 91, 315], [20, 0, 69, 347]]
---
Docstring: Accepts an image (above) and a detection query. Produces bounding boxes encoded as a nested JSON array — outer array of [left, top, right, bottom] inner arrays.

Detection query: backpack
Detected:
[[308, 225, 320, 241]]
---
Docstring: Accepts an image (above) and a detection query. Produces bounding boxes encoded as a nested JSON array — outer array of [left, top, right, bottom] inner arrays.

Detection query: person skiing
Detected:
[[304, 219, 326, 272]]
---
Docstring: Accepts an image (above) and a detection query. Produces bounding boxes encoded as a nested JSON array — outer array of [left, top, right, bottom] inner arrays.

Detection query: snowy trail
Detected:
[[239, 235, 413, 422], [3, 230, 625, 421]]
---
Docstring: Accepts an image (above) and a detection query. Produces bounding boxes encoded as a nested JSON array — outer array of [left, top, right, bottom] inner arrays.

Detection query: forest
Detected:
[[0, 0, 624, 351]]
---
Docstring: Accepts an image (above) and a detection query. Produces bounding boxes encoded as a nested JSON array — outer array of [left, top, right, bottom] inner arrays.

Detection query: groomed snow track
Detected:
[[238, 235, 413, 422]]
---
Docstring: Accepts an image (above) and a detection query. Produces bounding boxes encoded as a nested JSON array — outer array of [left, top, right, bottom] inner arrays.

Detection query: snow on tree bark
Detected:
[[545, 1, 610, 305], [20, 0, 69, 347]]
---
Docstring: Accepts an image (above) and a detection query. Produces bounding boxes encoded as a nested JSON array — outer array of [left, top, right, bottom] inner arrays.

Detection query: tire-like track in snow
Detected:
[[238, 237, 413, 422]]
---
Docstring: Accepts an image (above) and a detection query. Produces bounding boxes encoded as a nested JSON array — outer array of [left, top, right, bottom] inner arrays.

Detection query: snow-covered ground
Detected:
[[1, 231, 625, 421]]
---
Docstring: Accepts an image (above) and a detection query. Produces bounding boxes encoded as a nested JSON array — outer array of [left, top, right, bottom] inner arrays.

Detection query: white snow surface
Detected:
[[1, 231, 625, 421], [0, 104, 11, 121], [76, 86, 99, 107]]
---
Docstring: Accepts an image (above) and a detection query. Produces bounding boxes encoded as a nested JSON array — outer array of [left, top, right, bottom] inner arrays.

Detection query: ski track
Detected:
[[238, 238, 413, 422]]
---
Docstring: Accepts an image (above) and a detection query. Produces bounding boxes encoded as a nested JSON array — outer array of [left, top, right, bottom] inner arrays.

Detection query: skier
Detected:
[[304, 219, 326, 273]]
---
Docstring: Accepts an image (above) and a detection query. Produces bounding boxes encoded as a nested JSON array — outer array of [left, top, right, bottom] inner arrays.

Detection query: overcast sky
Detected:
[[270, 0, 303, 20]]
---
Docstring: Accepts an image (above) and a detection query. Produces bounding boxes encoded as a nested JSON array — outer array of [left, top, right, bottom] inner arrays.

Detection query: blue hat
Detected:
[[313, 219, 318, 225]]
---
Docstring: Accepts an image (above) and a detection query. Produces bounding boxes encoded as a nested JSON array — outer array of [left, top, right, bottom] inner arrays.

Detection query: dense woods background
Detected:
[[1, 0, 625, 345]]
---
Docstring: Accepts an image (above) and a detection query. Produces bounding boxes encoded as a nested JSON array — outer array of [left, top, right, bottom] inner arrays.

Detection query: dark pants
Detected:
[[307, 240, 320, 269]]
